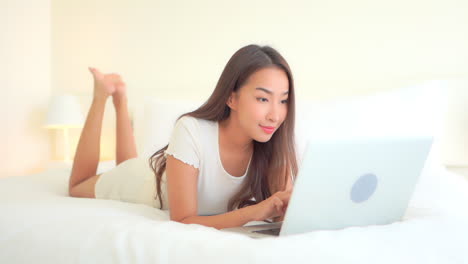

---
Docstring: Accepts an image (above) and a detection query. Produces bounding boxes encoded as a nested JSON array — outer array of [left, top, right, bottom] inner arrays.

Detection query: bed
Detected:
[[1, 81, 468, 263]]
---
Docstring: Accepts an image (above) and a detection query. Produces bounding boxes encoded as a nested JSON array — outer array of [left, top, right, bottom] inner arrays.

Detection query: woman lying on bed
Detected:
[[68, 44, 298, 229]]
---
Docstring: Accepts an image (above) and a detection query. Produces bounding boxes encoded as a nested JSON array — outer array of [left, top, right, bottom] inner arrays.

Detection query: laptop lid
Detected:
[[280, 136, 433, 236]]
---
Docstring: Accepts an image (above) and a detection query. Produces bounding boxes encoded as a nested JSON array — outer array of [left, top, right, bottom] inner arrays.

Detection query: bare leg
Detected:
[[113, 91, 137, 165], [69, 67, 116, 196], [69, 97, 108, 191]]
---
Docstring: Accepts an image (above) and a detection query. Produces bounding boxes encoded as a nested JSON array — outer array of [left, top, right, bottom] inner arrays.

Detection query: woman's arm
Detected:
[[180, 206, 256, 230], [166, 155, 288, 229], [179, 194, 290, 229], [166, 156, 255, 229]]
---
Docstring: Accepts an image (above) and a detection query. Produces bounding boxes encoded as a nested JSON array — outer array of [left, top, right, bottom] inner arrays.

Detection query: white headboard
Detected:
[[132, 80, 449, 166], [133, 99, 204, 159]]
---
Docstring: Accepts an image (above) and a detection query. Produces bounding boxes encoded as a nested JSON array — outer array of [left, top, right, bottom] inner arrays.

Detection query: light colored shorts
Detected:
[[95, 157, 162, 208]]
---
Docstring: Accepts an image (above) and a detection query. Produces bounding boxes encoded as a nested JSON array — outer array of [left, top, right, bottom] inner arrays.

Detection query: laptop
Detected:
[[222, 136, 433, 238]]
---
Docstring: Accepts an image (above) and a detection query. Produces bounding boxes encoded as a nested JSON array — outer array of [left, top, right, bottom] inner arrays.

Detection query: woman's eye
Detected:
[[281, 99, 288, 104], [257, 97, 268, 102]]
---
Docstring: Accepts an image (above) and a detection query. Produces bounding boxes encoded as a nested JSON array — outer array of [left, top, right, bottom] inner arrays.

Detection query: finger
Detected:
[[274, 199, 283, 212], [279, 197, 288, 210], [277, 191, 291, 202], [274, 196, 287, 214]]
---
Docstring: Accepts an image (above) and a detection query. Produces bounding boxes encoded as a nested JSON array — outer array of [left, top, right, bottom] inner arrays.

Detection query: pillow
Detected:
[[134, 80, 448, 163], [133, 81, 449, 209], [133, 98, 203, 159], [294, 80, 448, 162], [294, 80, 449, 209]]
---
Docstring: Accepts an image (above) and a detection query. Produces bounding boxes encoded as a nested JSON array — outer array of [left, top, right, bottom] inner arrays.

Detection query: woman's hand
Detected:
[[250, 190, 292, 221]]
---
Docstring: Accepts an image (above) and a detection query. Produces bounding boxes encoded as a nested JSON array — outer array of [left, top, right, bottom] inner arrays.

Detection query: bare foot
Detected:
[[112, 77, 127, 106], [88, 67, 124, 101]]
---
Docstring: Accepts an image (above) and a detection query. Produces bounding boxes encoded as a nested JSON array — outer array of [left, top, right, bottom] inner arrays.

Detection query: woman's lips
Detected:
[[260, 125, 275, 134]]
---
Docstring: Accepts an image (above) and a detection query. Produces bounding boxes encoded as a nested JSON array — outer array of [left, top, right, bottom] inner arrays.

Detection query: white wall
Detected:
[[1, 0, 51, 177], [442, 80, 468, 166], [51, 0, 468, 99], [2, 0, 468, 174], [51, 0, 468, 164]]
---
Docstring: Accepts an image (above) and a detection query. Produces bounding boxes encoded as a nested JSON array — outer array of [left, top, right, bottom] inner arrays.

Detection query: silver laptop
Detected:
[[222, 136, 433, 238]]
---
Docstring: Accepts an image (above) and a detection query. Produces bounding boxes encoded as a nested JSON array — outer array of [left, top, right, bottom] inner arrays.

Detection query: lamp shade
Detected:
[[44, 95, 84, 128]]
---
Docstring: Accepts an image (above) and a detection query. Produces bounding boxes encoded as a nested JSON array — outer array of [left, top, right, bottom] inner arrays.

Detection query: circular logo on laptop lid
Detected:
[[350, 173, 378, 203]]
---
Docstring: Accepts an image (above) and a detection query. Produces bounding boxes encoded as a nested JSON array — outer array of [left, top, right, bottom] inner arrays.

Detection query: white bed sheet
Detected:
[[1, 167, 467, 264]]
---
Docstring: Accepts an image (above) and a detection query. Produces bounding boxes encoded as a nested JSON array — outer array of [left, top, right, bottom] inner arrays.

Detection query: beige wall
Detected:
[[1, 0, 51, 177], [51, 0, 468, 100], [442, 82, 468, 166], [51, 0, 468, 163], [3, 0, 468, 175]]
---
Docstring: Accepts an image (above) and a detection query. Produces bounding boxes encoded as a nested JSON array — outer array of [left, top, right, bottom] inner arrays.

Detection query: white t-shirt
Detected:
[[162, 116, 251, 216], [95, 116, 251, 214]]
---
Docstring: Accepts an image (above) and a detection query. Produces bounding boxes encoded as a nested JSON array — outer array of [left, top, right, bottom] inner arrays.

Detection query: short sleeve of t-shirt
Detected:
[[164, 116, 201, 169]]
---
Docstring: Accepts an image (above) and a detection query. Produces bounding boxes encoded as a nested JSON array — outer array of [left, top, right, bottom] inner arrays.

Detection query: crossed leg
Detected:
[[68, 68, 137, 198]]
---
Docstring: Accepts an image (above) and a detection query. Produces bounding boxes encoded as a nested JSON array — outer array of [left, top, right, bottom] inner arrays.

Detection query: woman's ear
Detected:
[[226, 92, 238, 111]]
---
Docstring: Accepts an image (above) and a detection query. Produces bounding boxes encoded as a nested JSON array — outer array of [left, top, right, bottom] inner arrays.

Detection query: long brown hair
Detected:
[[149, 44, 298, 211]]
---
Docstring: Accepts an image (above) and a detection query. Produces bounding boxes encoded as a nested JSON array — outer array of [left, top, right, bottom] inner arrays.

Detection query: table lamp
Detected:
[[44, 95, 84, 164]]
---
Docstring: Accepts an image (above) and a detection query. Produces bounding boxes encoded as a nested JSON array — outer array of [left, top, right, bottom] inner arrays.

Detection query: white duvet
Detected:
[[1, 166, 467, 264]]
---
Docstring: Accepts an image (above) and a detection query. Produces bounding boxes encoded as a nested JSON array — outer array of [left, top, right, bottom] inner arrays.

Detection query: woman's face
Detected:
[[229, 66, 289, 143]]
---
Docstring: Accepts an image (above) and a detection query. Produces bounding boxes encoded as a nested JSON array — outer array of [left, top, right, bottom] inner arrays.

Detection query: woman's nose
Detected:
[[267, 104, 280, 123]]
